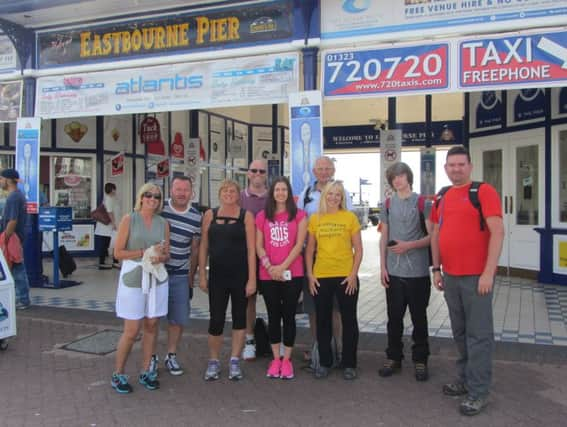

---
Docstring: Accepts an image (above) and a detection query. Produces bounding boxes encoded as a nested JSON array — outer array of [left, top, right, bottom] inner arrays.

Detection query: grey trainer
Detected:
[[460, 395, 488, 416], [204, 359, 220, 381], [228, 358, 243, 381]]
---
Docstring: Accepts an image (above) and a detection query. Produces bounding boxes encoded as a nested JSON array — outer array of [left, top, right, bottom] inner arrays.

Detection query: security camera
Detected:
[[370, 119, 387, 131]]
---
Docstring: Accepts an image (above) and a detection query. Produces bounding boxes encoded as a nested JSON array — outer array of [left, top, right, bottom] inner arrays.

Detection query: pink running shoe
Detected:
[[266, 359, 282, 378], [280, 359, 294, 380]]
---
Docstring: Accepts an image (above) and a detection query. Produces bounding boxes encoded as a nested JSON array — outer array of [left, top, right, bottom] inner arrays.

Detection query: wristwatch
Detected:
[[430, 267, 442, 272]]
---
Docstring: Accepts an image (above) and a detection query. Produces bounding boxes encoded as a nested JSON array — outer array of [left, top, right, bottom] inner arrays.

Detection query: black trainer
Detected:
[[443, 382, 468, 396], [414, 363, 429, 382], [378, 359, 401, 377]]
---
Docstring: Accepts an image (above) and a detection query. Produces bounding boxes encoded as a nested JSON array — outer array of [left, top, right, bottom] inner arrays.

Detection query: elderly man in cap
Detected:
[[0, 168, 30, 309]]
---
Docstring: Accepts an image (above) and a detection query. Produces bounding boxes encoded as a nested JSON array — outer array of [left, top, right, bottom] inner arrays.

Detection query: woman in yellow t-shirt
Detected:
[[305, 181, 363, 380]]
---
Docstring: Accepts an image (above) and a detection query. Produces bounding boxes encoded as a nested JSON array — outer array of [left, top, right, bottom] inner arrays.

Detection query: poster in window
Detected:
[[507, 89, 545, 127], [52, 156, 93, 219], [209, 116, 226, 180], [56, 117, 96, 149], [104, 115, 131, 152], [252, 126, 274, 161], [469, 91, 503, 133]]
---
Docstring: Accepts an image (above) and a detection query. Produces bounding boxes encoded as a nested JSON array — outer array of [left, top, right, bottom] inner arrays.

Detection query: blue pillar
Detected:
[[302, 47, 318, 91], [22, 77, 44, 287]]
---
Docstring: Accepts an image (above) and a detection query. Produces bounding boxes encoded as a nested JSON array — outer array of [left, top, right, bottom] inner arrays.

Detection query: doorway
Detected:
[[470, 129, 544, 271]]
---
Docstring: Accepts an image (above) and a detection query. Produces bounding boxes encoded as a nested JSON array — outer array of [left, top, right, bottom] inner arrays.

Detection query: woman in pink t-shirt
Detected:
[[256, 176, 307, 380]]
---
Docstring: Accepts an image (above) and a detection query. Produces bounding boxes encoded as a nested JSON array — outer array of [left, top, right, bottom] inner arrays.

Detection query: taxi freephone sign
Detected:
[[459, 30, 567, 90]]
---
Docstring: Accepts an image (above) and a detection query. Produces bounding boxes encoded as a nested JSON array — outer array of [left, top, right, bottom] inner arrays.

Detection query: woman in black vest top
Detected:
[[199, 179, 256, 381]]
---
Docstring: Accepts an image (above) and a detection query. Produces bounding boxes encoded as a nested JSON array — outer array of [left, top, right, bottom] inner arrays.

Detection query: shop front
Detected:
[[0, 0, 318, 286], [317, 0, 567, 283]]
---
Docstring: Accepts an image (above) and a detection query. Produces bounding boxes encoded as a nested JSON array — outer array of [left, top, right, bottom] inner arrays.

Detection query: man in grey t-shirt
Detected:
[[378, 162, 432, 382]]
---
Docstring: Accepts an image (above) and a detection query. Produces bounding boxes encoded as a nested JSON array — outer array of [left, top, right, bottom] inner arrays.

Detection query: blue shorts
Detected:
[[167, 274, 191, 326]]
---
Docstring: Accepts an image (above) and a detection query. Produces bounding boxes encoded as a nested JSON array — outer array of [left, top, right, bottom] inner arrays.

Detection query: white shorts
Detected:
[[115, 269, 169, 320]]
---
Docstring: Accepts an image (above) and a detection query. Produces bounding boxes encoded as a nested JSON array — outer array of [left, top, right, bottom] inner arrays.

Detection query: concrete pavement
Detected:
[[2, 306, 567, 427]]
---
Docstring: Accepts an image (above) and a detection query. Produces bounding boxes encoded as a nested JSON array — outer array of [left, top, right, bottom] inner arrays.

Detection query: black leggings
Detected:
[[261, 278, 303, 347], [97, 235, 111, 264], [208, 285, 247, 336], [314, 277, 359, 369]]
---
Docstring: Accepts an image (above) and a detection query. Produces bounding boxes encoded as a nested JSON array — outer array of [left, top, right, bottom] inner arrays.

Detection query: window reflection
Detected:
[[516, 145, 538, 225]]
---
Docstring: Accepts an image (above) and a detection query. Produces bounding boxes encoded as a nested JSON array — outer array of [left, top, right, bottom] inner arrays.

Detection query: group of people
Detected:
[[110, 155, 364, 394], [93, 147, 504, 417], [378, 146, 504, 416]]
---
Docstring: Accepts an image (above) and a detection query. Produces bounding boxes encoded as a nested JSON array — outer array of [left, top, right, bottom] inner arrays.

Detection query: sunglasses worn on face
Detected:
[[249, 169, 266, 174], [143, 192, 162, 200]]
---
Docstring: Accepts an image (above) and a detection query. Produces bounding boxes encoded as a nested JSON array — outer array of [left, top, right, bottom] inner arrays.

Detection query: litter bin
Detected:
[[0, 250, 16, 351]]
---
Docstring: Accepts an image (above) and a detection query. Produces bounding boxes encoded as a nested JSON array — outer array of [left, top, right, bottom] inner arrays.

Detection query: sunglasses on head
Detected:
[[143, 192, 162, 200], [249, 169, 266, 174]]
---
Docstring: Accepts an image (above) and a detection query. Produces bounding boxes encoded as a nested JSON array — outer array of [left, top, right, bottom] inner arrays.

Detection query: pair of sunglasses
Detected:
[[249, 169, 266, 174], [143, 192, 162, 200]]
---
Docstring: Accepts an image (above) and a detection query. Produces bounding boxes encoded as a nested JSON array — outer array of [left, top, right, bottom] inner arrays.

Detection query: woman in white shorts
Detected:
[[111, 183, 170, 394]]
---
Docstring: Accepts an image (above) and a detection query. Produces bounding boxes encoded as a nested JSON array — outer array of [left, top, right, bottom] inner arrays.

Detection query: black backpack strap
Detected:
[[212, 207, 219, 221], [417, 195, 428, 236], [434, 186, 451, 209], [469, 181, 485, 231], [303, 186, 312, 207]]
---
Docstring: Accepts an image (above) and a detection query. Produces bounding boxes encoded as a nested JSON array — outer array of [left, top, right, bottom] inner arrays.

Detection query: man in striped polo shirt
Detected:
[[152, 175, 201, 376]]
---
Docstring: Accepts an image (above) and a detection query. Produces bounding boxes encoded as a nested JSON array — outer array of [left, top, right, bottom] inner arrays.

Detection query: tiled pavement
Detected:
[[31, 227, 567, 346]]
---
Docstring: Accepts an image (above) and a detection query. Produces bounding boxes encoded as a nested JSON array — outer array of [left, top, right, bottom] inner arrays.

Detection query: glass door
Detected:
[[508, 131, 544, 270], [471, 128, 544, 272], [472, 140, 509, 268]]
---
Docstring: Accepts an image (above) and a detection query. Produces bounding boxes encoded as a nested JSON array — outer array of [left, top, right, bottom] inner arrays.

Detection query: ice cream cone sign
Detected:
[[64, 121, 88, 143]]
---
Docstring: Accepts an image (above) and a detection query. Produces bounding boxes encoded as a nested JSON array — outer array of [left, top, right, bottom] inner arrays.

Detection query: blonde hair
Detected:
[[134, 183, 163, 213], [318, 181, 347, 214], [218, 179, 241, 200]]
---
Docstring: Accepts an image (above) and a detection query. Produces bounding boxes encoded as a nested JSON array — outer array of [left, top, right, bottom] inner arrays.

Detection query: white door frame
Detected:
[[470, 128, 544, 271]]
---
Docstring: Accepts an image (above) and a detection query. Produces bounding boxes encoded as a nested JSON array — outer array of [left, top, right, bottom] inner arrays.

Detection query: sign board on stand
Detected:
[[15, 118, 41, 214], [38, 207, 81, 289], [289, 91, 323, 198], [379, 130, 402, 202]]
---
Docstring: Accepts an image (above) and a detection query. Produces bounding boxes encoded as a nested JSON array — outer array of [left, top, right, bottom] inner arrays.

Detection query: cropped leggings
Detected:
[[261, 277, 303, 347], [208, 285, 247, 336]]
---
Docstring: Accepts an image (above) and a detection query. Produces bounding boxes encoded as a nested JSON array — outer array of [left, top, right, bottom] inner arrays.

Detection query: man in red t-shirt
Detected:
[[430, 146, 504, 416]]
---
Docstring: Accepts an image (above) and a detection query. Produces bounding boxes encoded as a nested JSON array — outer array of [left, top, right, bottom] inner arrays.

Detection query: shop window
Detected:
[[52, 156, 94, 220]]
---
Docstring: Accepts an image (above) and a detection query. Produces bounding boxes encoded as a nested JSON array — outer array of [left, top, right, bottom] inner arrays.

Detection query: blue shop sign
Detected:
[[39, 207, 73, 232], [324, 121, 462, 149], [324, 125, 380, 149]]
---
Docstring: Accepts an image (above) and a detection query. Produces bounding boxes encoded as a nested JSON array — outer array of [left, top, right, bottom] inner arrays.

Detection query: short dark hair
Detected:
[[104, 182, 116, 194], [446, 145, 471, 163], [265, 176, 297, 222], [386, 162, 413, 189], [171, 175, 192, 187]]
